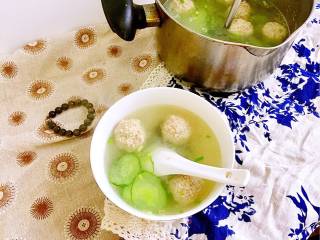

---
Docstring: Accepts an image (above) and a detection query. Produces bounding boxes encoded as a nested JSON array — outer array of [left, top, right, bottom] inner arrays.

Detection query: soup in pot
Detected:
[[164, 0, 290, 47]]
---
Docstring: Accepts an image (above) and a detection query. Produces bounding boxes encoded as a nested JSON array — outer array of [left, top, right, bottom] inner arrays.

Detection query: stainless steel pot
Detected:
[[101, 0, 315, 91]]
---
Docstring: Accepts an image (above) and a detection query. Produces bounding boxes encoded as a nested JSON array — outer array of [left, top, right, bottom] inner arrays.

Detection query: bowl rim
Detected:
[[90, 87, 235, 221]]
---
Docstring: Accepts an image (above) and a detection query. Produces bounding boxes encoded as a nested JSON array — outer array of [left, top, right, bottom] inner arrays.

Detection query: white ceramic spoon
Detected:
[[224, 0, 242, 28], [152, 147, 250, 187]]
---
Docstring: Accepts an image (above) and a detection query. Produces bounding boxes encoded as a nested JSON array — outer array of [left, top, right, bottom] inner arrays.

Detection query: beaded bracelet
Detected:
[[46, 99, 95, 137]]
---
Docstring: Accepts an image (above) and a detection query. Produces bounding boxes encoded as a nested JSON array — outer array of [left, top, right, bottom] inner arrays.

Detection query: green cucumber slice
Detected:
[[109, 154, 140, 186], [107, 137, 114, 144], [194, 156, 204, 162], [132, 172, 167, 212], [122, 184, 133, 203], [137, 152, 154, 173]]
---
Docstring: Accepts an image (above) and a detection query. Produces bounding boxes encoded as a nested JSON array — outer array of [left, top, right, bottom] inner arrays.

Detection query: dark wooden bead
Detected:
[[87, 113, 95, 120], [79, 124, 87, 132], [47, 120, 56, 129], [84, 119, 92, 126], [85, 103, 93, 108], [59, 128, 67, 136], [75, 99, 81, 106], [73, 129, 81, 136], [55, 107, 62, 114], [88, 108, 95, 114], [68, 101, 75, 107], [61, 103, 69, 110], [48, 111, 56, 118], [53, 126, 61, 133], [81, 99, 89, 105], [66, 130, 73, 137]]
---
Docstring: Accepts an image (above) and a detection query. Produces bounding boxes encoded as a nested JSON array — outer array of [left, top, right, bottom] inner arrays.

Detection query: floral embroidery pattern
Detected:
[[0, 183, 16, 212], [1, 61, 18, 79], [74, 28, 97, 49], [30, 197, 53, 220], [131, 54, 153, 73], [82, 68, 106, 85], [118, 83, 133, 96], [107, 45, 122, 57], [16, 151, 37, 166], [95, 104, 108, 116], [65, 207, 101, 240], [48, 153, 79, 183], [8, 111, 26, 126], [57, 56, 73, 71], [23, 40, 46, 55], [28, 80, 54, 100]]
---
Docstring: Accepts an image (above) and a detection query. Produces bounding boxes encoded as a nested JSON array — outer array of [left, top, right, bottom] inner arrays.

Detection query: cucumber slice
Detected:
[[122, 184, 133, 203], [132, 172, 167, 212], [137, 152, 154, 173], [107, 137, 114, 144], [109, 154, 141, 186], [194, 156, 204, 162]]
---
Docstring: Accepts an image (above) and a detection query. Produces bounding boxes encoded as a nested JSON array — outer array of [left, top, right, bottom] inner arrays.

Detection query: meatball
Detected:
[[161, 115, 191, 145], [168, 0, 195, 13], [234, 1, 251, 20], [168, 175, 203, 205], [262, 22, 288, 43], [228, 18, 254, 37], [114, 119, 146, 152]]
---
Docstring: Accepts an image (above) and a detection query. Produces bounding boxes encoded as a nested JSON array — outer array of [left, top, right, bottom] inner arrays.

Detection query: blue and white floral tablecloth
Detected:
[[164, 2, 320, 240]]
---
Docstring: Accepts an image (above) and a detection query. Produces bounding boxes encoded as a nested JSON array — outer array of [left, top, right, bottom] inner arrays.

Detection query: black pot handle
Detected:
[[101, 0, 160, 41]]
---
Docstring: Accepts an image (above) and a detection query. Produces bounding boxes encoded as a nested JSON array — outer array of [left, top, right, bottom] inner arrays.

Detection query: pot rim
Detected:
[[155, 0, 317, 50]]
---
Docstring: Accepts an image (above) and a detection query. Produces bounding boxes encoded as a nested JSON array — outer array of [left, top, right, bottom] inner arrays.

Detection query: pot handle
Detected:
[[101, 0, 161, 41]]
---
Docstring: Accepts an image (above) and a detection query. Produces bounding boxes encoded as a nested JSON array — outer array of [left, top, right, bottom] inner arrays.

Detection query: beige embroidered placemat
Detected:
[[0, 23, 159, 240]]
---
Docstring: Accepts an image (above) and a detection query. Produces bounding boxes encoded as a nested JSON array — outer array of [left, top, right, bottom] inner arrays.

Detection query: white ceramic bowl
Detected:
[[90, 87, 235, 221]]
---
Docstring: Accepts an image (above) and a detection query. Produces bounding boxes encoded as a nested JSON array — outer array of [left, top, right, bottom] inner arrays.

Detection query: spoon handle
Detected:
[[153, 148, 250, 187], [224, 0, 242, 28], [173, 162, 250, 186]]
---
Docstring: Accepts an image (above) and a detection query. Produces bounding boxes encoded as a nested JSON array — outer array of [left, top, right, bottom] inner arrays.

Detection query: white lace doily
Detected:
[[102, 199, 189, 240], [140, 63, 173, 90]]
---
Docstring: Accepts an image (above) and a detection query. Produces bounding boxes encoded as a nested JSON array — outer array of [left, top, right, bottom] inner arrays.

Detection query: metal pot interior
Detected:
[[269, 0, 314, 33], [157, 0, 315, 46]]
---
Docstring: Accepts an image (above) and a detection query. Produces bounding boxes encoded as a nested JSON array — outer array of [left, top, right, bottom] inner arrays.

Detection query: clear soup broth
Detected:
[[164, 0, 290, 47], [108, 105, 222, 214]]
